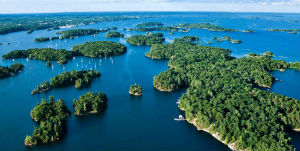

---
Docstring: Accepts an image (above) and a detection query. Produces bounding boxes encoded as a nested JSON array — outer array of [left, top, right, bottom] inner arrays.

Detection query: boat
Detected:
[[174, 115, 186, 121], [176, 99, 180, 104], [73, 57, 76, 59], [26, 58, 29, 62]]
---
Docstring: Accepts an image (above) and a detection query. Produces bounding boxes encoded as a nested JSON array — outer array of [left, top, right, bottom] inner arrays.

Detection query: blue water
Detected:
[[0, 12, 299, 151]]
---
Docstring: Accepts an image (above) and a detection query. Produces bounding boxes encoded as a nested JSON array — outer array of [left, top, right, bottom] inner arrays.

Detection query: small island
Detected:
[[222, 36, 242, 44], [242, 29, 255, 33], [31, 69, 100, 95], [56, 28, 110, 39], [27, 29, 34, 34], [0, 63, 24, 79], [173, 36, 199, 44], [72, 41, 127, 57], [34, 37, 50, 42], [106, 31, 124, 38], [73, 91, 108, 115], [266, 29, 299, 34], [174, 23, 237, 32], [136, 22, 164, 27], [129, 84, 143, 96], [25, 96, 70, 146], [127, 33, 165, 46]]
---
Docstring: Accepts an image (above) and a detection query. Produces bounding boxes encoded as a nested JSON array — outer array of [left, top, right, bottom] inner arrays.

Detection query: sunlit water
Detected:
[[0, 12, 299, 151]]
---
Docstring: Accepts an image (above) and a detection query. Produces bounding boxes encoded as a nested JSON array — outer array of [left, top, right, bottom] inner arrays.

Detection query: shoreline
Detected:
[[179, 107, 242, 151]]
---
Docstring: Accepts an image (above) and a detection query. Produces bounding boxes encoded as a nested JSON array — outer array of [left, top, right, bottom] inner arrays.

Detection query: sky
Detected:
[[0, 0, 299, 14]]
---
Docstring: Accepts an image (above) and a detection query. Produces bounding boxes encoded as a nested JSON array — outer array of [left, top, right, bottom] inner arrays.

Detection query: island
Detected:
[[242, 29, 255, 33], [213, 36, 223, 42], [266, 29, 299, 34], [27, 29, 34, 34], [173, 36, 199, 44], [0, 63, 24, 79], [56, 29, 105, 39], [2, 48, 75, 64], [25, 96, 70, 146], [51, 36, 59, 40], [129, 84, 143, 96], [174, 23, 237, 32], [132, 26, 178, 32], [127, 33, 165, 46], [34, 37, 50, 42], [72, 41, 127, 57], [146, 41, 300, 151], [136, 22, 164, 27], [106, 31, 124, 38], [222, 36, 242, 44], [73, 91, 108, 115], [31, 69, 100, 95]]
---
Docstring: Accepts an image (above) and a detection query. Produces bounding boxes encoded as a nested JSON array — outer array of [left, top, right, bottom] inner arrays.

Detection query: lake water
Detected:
[[0, 12, 299, 151]]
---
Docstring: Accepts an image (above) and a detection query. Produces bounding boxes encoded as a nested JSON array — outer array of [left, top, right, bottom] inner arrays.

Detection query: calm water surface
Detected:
[[0, 12, 299, 151]]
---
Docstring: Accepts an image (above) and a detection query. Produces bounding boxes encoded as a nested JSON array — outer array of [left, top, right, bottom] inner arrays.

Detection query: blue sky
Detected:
[[0, 0, 299, 14]]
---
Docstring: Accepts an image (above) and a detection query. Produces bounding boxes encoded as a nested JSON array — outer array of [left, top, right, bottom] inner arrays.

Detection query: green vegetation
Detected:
[[73, 91, 108, 115], [25, 96, 70, 146], [51, 36, 59, 40], [146, 42, 300, 150], [73, 41, 126, 57], [137, 22, 164, 27], [32, 70, 100, 95], [266, 29, 299, 34], [46, 61, 51, 67], [34, 37, 50, 42], [106, 31, 124, 38], [133, 26, 178, 32], [56, 29, 104, 39], [129, 84, 143, 96], [222, 36, 242, 44], [127, 33, 165, 46], [0, 14, 146, 34], [2, 48, 75, 64], [0, 63, 24, 79], [174, 23, 237, 32], [173, 36, 199, 44]]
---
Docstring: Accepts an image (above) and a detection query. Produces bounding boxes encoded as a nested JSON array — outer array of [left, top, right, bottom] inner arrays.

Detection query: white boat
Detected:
[[176, 99, 180, 104], [174, 115, 186, 121], [26, 58, 29, 62]]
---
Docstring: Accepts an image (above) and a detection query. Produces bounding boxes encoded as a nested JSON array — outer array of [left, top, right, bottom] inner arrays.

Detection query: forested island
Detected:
[[266, 29, 299, 34], [31, 69, 100, 95], [2, 41, 127, 63], [133, 26, 178, 32], [127, 33, 165, 46], [174, 23, 237, 32], [136, 22, 164, 27], [173, 36, 199, 44], [25, 96, 70, 146], [129, 84, 143, 96], [242, 29, 255, 33], [0, 14, 147, 34], [106, 31, 124, 38], [56, 29, 105, 39], [222, 36, 242, 44], [34, 37, 50, 42], [2, 48, 75, 64], [0, 63, 24, 79], [146, 41, 300, 150], [73, 91, 108, 115], [72, 41, 126, 57]]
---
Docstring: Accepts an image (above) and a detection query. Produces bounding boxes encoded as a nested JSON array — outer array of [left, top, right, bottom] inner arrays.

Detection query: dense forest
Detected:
[[0, 63, 24, 79], [32, 70, 100, 94], [174, 23, 237, 32], [173, 36, 199, 44], [73, 41, 127, 57], [73, 91, 108, 115], [25, 96, 70, 146], [146, 41, 300, 150], [0, 14, 147, 34], [127, 33, 165, 46], [2, 48, 75, 64], [34, 37, 50, 42], [129, 84, 143, 96], [106, 31, 124, 38], [56, 29, 104, 39], [136, 22, 164, 27]]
